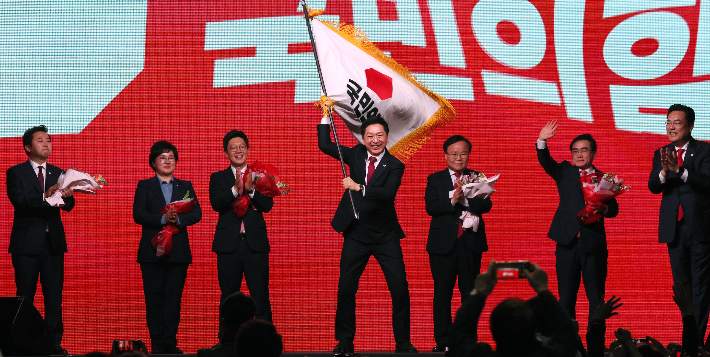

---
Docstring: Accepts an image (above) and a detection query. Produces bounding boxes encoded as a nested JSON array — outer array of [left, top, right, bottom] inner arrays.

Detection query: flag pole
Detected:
[[301, 0, 358, 219]]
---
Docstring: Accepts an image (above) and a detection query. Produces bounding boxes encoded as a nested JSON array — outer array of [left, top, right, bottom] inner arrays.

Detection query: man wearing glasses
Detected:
[[424, 135, 492, 352], [209, 131, 274, 326], [649, 104, 710, 346], [537, 121, 618, 332]]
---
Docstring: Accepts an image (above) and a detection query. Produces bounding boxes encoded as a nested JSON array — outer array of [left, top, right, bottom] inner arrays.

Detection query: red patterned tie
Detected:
[[678, 149, 685, 221], [366, 157, 377, 183], [240, 171, 246, 233], [454, 172, 463, 238], [38, 166, 45, 192]]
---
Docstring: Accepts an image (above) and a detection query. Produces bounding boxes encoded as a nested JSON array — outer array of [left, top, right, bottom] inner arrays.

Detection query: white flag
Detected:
[[311, 18, 456, 162]]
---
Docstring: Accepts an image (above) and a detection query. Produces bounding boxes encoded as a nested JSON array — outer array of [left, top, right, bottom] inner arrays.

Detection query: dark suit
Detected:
[[425, 168, 492, 347], [6, 160, 75, 345], [209, 167, 273, 322], [648, 139, 710, 341], [318, 124, 411, 343], [537, 145, 618, 325], [133, 176, 201, 350]]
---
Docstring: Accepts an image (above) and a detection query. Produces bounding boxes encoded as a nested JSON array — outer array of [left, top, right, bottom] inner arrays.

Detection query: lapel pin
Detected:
[[383, 164, 387, 167], [691, 154, 694, 157]]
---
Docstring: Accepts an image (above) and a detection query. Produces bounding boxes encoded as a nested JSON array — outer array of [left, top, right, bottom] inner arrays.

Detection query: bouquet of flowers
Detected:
[[46, 168, 107, 207], [577, 171, 630, 224], [230, 161, 291, 217], [448, 173, 499, 232], [151, 191, 196, 257]]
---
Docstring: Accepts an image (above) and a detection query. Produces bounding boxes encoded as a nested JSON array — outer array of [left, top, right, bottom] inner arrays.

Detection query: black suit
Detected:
[[649, 139, 710, 341], [209, 167, 273, 322], [133, 176, 202, 350], [318, 124, 411, 343], [537, 145, 618, 326], [7, 160, 75, 345], [425, 168, 491, 348]]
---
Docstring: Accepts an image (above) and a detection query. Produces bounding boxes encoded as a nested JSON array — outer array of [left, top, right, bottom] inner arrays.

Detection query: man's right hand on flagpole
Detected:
[[342, 177, 361, 191]]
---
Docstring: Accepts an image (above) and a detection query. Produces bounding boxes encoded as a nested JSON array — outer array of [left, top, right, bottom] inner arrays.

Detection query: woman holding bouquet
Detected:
[[133, 141, 202, 354]]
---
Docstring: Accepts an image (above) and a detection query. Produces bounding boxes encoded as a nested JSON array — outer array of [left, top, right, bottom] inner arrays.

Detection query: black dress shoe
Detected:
[[165, 345, 183, 354], [333, 339, 354, 355], [395, 341, 418, 353], [432, 345, 447, 352], [53, 344, 68, 356], [151, 345, 166, 354]]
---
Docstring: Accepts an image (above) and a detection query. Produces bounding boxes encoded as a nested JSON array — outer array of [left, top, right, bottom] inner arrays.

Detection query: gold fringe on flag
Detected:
[[317, 19, 457, 162]]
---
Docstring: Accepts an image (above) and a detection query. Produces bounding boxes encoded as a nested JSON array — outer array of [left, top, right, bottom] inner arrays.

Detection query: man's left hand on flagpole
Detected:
[[342, 177, 361, 191]]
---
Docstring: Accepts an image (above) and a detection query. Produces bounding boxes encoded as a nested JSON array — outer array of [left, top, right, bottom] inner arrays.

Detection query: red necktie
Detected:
[[454, 172, 463, 238], [38, 166, 45, 192], [366, 157, 377, 183], [240, 171, 246, 233], [678, 149, 685, 221]]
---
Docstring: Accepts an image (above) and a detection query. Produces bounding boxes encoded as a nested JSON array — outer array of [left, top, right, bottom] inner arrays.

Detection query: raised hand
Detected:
[[593, 295, 623, 321], [539, 120, 559, 141], [472, 260, 497, 296], [673, 283, 694, 317], [523, 263, 548, 293]]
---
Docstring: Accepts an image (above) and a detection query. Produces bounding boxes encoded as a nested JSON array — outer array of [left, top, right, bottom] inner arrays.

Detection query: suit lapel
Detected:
[[171, 178, 184, 202], [367, 151, 390, 184], [149, 176, 167, 204], [21, 161, 43, 193], [683, 139, 697, 168]]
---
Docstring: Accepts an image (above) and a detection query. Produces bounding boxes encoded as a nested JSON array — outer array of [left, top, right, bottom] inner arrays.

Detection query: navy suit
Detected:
[[425, 168, 491, 348], [537, 145, 618, 326], [209, 166, 273, 322], [318, 124, 411, 343], [649, 139, 710, 341], [133, 176, 201, 350], [7, 160, 75, 345]]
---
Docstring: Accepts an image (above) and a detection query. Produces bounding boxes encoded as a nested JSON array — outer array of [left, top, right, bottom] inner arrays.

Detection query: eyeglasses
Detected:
[[158, 156, 176, 162], [447, 152, 469, 158], [228, 144, 248, 151], [571, 148, 591, 154]]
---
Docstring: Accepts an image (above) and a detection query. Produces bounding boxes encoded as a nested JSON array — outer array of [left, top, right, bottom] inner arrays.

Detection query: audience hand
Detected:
[[592, 295, 623, 321], [646, 336, 671, 357], [472, 261, 497, 297], [522, 263, 548, 293], [673, 283, 694, 317]]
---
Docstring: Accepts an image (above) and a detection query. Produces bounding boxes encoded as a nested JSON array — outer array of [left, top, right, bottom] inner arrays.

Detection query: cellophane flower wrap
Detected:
[[151, 197, 196, 257], [448, 173, 499, 232], [46, 168, 107, 207], [230, 161, 291, 217], [577, 172, 629, 224]]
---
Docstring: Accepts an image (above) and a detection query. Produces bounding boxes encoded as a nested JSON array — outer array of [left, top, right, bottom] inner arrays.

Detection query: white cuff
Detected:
[[659, 171, 666, 184], [320, 117, 330, 125], [681, 169, 689, 182], [231, 186, 239, 197], [536, 139, 547, 150]]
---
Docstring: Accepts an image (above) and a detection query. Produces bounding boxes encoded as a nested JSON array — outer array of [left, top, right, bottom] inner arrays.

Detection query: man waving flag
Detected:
[[309, 14, 456, 162]]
